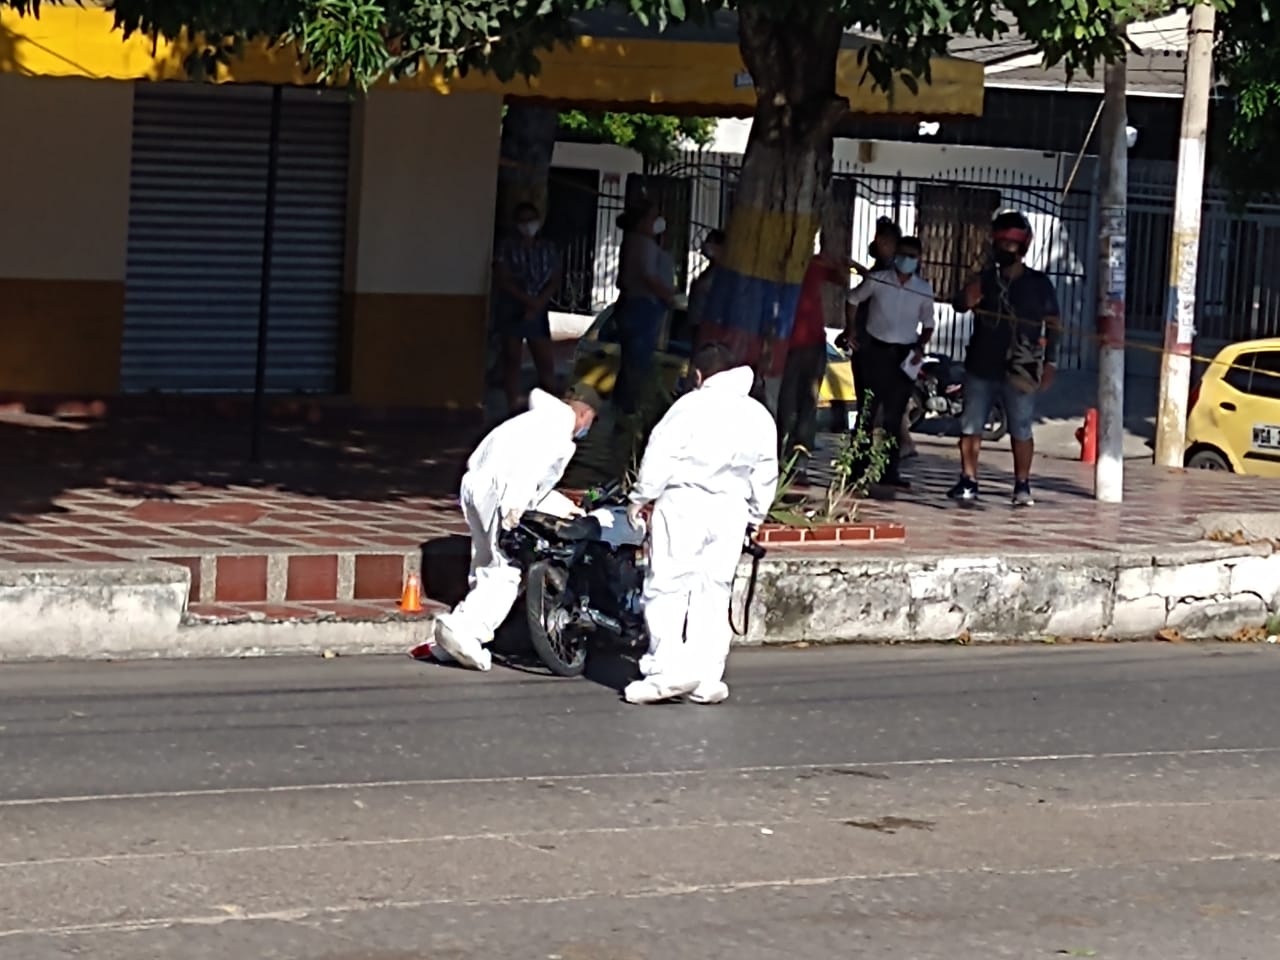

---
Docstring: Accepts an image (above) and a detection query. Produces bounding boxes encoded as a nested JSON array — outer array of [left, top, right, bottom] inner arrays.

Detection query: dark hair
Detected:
[[704, 228, 727, 246], [514, 201, 540, 221], [874, 217, 902, 241], [898, 235, 922, 253], [691, 343, 734, 382], [616, 199, 656, 232]]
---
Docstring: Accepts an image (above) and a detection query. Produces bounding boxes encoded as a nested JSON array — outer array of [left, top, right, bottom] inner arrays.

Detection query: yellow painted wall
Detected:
[[346, 89, 503, 409], [2, 6, 983, 119], [0, 74, 132, 394]]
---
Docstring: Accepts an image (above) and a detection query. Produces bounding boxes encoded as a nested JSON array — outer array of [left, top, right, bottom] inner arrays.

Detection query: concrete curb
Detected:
[[0, 563, 189, 659], [733, 542, 1280, 645], [3, 542, 1278, 660], [172, 617, 436, 660]]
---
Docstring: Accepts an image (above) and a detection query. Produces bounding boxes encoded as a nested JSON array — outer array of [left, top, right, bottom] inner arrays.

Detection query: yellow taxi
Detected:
[[1185, 337, 1280, 475], [570, 304, 857, 423]]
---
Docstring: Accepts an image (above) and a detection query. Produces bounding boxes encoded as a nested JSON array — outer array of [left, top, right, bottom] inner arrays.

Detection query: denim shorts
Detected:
[[960, 373, 1036, 442]]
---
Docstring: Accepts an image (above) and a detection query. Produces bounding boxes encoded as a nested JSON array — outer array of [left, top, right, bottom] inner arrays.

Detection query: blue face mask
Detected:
[[894, 255, 919, 275], [574, 425, 591, 441]]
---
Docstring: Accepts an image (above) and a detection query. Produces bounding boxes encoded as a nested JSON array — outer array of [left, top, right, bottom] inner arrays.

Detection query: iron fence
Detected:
[[1129, 160, 1280, 348], [545, 148, 1280, 374]]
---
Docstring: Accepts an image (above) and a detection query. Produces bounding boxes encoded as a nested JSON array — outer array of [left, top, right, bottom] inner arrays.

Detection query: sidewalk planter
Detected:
[[756, 521, 905, 546]]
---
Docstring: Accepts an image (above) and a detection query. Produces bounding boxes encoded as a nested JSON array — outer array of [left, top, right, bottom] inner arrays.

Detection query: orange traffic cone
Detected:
[[398, 573, 424, 614]]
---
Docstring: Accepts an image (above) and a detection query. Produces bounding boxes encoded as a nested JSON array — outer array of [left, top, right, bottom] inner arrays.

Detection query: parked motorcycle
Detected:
[[907, 353, 1008, 443]]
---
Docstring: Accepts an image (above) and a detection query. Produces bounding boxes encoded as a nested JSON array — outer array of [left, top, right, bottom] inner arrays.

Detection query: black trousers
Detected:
[[859, 336, 913, 480]]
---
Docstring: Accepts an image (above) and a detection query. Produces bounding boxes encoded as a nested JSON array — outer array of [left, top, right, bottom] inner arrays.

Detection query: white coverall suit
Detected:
[[433, 390, 580, 671], [625, 366, 778, 704]]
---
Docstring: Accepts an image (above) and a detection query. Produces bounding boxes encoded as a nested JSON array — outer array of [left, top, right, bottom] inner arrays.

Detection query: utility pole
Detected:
[[1154, 2, 1216, 467], [1095, 57, 1128, 503]]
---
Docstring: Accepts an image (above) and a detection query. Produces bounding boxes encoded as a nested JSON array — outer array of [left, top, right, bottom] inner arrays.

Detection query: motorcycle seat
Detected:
[[519, 511, 602, 543]]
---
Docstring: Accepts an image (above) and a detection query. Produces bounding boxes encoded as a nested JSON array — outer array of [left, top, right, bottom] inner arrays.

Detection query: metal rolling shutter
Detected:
[[121, 84, 350, 393]]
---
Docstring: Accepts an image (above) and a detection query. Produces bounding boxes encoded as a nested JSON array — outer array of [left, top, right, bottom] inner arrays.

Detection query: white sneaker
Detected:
[[624, 677, 699, 704], [434, 615, 492, 672], [688, 680, 730, 705]]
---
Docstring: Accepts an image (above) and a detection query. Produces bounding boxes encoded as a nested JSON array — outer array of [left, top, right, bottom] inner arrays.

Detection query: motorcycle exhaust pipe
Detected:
[[578, 608, 623, 634]]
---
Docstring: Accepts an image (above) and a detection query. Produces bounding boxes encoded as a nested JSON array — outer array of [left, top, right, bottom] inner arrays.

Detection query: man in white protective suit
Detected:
[[623, 344, 778, 705], [432, 385, 602, 671]]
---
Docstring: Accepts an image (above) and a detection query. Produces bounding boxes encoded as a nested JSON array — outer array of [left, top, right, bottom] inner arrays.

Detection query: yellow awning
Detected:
[[0, 5, 984, 118]]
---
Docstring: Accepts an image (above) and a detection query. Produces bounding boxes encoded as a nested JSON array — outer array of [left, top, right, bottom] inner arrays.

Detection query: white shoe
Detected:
[[688, 680, 729, 705], [638, 653, 657, 675], [434, 615, 492, 672], [624, 677, 699, 704]]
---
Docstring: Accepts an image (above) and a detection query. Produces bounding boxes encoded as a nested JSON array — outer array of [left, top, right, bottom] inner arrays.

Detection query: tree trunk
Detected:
[[700, 3, 847, 379], [496, 102, 559, 226]]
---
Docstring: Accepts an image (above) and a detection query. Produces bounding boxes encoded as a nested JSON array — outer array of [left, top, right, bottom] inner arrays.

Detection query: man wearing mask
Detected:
[[432, 385, 603, 671], [492, 202, 561, 414], [623, 344, 778, 705], [842, 236, 936, 489], [843, 217, 902, 412], [948, 209, 1061, 507]]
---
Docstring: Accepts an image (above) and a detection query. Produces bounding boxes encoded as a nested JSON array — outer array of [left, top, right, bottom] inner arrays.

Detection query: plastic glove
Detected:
[[626, 502, 647, 532], [501, 509, 522, 531]]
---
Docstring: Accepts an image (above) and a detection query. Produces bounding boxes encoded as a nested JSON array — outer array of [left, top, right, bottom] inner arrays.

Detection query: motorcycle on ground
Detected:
[[906, 352, 1008, 443], [499, 481, 768, 677], [498, 481, 650, 677]]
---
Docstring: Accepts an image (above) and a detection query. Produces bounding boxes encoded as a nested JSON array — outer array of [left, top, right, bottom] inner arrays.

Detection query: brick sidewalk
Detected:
[[0, 410, 1274, 624]]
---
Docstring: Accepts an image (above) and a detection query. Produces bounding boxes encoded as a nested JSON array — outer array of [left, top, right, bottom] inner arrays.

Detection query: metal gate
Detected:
[[121, 83, 350, 393]]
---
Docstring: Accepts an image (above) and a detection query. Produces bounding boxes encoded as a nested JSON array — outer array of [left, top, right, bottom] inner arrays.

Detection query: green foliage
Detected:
[[768, 448, 811, 528], [826, 406, 894, 519], [1216, 0, 1280, 198], [5, 0, 1225, 94], [559, 110, 716, 163], [767, 396, 893, 528]]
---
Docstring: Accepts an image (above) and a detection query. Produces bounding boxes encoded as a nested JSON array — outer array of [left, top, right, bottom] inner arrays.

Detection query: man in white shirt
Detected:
[[841, 236, 936, 488]]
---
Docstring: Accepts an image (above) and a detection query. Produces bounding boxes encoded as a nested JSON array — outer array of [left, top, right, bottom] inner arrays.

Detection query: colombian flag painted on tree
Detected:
[[697, 145, 824, 379]]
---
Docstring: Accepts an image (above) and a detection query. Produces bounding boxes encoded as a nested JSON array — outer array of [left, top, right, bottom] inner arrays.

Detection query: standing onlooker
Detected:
[[843, 236, 936, 489], [849, 217, 902, 412], [947, 209, 1061, 507], [777, 241, 847, 485], [684, 228, 725, 342], [492, 202, 561, 414], [614, 200, 676, 418]]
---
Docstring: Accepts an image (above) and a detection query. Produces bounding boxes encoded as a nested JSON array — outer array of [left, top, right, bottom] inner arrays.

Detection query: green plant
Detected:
[[768, 447, 812, 528], [822, 392, 895, 522]]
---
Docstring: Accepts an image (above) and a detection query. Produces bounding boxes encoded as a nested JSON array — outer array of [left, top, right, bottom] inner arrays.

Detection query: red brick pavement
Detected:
[[0, 411, 1274, 623]]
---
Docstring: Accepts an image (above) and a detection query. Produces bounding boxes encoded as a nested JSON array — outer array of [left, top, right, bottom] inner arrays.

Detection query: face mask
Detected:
[[574, 425, 591, 441], [518, 221, 540, 238], [994, 248, 1020, 268], [652, 216, 667, 236], [894, 255, 919, 275]]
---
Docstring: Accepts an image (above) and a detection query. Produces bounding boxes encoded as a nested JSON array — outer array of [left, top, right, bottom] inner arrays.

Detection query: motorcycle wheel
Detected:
[[983, 400, 1009, 443], [526, 560, 589, 677], [906, 385, 928, 431]]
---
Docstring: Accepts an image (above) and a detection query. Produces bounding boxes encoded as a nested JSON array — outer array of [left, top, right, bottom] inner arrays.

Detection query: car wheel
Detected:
[[1186, 448, 1232, 471]]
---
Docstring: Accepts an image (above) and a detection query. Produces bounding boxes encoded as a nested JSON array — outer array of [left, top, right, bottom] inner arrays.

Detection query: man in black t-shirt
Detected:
[[947, 210, 1061, 507]]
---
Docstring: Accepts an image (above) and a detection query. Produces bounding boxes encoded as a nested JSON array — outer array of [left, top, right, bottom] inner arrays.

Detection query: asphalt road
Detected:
[[2, 643, 1280, 959]]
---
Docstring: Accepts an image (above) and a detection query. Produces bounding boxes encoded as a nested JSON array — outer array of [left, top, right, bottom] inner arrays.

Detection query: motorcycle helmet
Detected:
[[991, 209, 1032, 254]]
